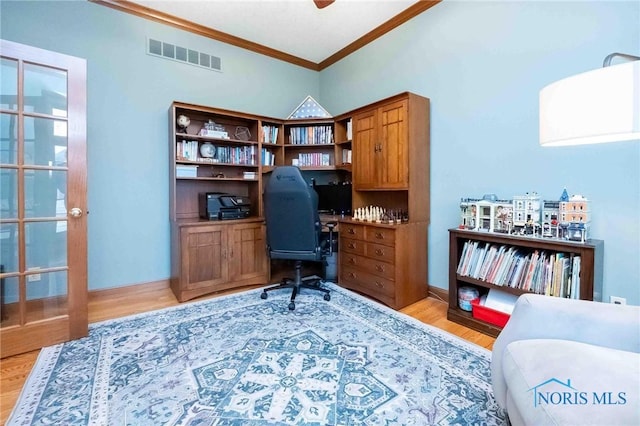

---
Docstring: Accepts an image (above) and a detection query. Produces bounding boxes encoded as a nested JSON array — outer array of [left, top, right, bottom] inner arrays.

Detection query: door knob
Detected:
[[69, 207, 83, 218]]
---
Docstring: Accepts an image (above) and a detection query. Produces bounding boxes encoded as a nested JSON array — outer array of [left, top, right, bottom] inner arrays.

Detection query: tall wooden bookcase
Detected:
[[448, 228, 604, 337], [169, 102, 354, 301], [338, 92, 430, 309], [169, 103, 276, 301]]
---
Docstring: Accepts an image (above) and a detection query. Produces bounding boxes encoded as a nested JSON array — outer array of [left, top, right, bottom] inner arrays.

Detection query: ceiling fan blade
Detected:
[[314, 0, 335, 9]]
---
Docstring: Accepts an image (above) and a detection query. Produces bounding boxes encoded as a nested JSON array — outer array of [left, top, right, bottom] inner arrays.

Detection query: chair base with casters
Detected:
[[260, 260, 331, 310]]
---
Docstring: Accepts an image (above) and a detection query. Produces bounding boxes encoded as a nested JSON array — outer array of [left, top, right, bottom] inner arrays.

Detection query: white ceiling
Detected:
[[131, 0, 421, 64]]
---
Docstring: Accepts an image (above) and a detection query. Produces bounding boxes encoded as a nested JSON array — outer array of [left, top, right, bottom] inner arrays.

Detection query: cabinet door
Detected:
[[181, 225, 228, 290], [229, 222, 268, 282], [378, 99, 408, 189], [352, 109, 377, 189]]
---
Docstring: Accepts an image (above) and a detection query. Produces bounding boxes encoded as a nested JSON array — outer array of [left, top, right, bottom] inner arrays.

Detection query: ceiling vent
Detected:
[[147, 38, 221, 72]]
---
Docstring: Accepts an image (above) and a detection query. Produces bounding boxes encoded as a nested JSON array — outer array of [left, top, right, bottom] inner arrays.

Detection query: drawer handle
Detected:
[[348, 272, 356, 279], [375, 248, 384, 256], [348, 243, 356, 249], [348, 228, 356, 234], [375, 232, 384, 240], [375, 281, 384, 288], [375, 264, 385, 272], [348, 257, 356, 264]]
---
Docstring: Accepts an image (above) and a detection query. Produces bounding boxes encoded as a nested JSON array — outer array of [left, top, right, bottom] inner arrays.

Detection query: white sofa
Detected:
[[491, 293, 640, 425]]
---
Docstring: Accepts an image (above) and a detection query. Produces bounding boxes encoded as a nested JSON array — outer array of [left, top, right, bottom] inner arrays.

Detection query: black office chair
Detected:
[[261, 166, 335, 310]]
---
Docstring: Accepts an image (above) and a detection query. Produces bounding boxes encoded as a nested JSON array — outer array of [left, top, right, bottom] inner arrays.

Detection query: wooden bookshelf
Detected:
[[448, 228, 604, 337]]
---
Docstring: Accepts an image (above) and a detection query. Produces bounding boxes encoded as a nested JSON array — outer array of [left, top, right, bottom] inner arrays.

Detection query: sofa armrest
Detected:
[[491, 293, 640, 408]]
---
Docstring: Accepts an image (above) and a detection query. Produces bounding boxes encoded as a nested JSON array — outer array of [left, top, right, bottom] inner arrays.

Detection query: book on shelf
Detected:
[[342, 149, 352, 165], [294, 152, 331, 167], [570, 256, 581, 298], [456, 240, 582, 298], [346, 119, 352, 140], [261, 148, 275, 166], [288, 125, 333, 145], [262, 125, 279, 144]]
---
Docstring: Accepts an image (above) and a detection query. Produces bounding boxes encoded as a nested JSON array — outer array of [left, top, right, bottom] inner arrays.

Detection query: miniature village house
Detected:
[[459, 191, 591, 242]]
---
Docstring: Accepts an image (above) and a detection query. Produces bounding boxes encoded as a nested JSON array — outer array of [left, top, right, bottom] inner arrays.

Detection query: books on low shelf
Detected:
[[457, 240, 581, 298]]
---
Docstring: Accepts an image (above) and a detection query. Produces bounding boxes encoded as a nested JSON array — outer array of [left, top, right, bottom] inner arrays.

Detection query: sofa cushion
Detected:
[[502, 339, 639, 425]]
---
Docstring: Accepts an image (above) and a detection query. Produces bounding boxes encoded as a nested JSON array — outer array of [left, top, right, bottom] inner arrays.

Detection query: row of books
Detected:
[[261, 148, 276, 166], [294, 153, 331, 167], [177, 142, 257, 165], [262, 125, 279, 144], [210, 145, 256, 165], [177, 141, 200, 162], [341, 149, 352, 165], [457, 240, 582, 298], [288, 125, 333, 145]]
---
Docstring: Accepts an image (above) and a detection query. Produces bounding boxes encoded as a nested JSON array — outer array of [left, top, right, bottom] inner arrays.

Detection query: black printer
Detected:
[[199, 192, 251, 220]]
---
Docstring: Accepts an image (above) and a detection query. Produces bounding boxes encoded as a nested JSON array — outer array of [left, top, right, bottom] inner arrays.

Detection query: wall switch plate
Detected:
[[610, 296, 627, 305]]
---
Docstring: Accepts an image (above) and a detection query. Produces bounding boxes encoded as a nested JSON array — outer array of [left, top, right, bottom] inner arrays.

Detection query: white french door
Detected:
[[0, 39, 88, 358]]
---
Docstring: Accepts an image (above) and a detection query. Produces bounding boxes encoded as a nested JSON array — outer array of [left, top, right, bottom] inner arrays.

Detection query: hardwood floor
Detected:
[[0, 284, 494, 424]]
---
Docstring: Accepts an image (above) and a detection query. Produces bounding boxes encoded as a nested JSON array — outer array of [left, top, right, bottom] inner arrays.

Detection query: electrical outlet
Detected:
[[610, 296, 627, 305]]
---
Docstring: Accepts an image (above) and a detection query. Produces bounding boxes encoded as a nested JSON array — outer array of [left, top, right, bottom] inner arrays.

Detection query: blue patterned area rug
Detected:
[[8, 283, 507, 425]]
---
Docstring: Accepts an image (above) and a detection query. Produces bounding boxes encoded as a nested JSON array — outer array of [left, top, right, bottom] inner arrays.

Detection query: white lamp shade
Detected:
[[539, 60, 640, 146]]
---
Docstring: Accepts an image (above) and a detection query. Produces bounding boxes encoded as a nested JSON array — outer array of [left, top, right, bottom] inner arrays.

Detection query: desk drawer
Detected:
[[365, 242, 395, 264], [340, 265, 395, 301], [340, 237, 366, 256], [341, 223, 365, 240], [341, 253, 395, 280], [366, 227, 395, 247]]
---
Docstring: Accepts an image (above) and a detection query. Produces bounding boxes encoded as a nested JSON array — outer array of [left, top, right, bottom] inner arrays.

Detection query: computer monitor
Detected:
[[313, 183, 352, 215]]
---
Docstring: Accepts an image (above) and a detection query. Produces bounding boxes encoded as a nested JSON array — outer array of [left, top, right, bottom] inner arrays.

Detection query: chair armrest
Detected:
[[491, 293, 640, 407]]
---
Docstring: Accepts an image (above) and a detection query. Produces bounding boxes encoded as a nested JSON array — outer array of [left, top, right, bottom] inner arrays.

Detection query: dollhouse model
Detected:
[[459, 190, 591, 242], [560, 195, 591, 242], [511, 192, 541, 235], [459, 196, 512, 233], [541, 200, 560, 238]]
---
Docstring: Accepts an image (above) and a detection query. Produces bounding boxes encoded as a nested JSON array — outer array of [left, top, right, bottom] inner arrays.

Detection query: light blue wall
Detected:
[[1, 1, 319, 290], [320, 1, 640, 304], [2, 1, 639, 305]]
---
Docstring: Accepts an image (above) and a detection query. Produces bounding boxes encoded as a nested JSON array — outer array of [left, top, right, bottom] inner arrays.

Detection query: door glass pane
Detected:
[[0, 276, 20, 327], [23, 116, 68, 166], [26, 270, 68, 322], [0, 223, 19, 273], [1, 113, 18, 164], [1, 168, 18, 219], [23, 63, 67, 117], [24, 169, 67, 218], [0, 58, 18, 110], [25, 221, 67, 269]]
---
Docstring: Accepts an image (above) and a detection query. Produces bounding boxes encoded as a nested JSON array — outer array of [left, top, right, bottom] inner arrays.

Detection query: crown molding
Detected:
[[319, 1, 441, 69], [91, 0, 441, 71]]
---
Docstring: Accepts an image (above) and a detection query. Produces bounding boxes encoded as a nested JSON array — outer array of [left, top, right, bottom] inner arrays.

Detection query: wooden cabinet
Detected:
[[339, 220, 428, 309], [229, 221, 269, 283], [169, 93, 429, 305], [339, 92, 430, 309], [353, 98, 409, 190], [169, 102, 275, 302], [173, 219, 268, 302], [447, 229, 604, 337]]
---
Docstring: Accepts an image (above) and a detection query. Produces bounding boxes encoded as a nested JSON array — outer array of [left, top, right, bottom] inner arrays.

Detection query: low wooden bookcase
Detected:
[[447, 228, 604, 337]]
